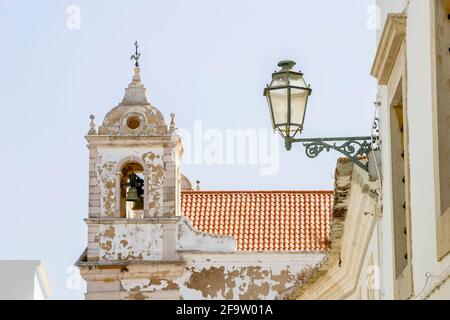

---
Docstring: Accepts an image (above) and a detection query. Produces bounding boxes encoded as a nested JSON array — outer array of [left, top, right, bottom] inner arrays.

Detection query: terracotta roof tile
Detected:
[[181, 191, 333, 252]]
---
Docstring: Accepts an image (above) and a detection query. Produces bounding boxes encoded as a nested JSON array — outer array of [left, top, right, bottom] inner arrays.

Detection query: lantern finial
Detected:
[[278, 60, 296, 71]]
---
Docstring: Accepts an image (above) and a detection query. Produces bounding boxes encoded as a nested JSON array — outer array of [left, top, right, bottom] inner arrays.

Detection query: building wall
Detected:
[[374, 1, 408, 300], [179, 253, 324, 300], [427, 279, 450, 300], [432, 0, 450, 260], [85, 136, 183, 262], [292, 160, 381, 300], [81, 252, 324, 300], [346, 230, 381, 300], [79, 206, 324, 299], [374, 0, 450, 299], [0, 260, 51, 300], [92, 146, 167, 218], [276, 0, 450, 300]]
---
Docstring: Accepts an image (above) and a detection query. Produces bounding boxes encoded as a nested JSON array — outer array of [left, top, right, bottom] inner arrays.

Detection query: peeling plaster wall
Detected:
[[142, 148, 165, 217], [83, 141, 326, 300], [82, 104, 324, 299], [121, 278, 179, 294], [95, 147, 164, 217], [81, 252, 325, 300], [177, 253, 325, 300], [98, 224, 163, 261], [89, 217, 236, 263], [96, 158, 116, 218], [177, 218, 236, 252], [81, 215, 325, 299]]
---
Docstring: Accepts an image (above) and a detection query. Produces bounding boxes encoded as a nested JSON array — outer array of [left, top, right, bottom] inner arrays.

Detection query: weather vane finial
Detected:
[[130, 41, 141, 67]]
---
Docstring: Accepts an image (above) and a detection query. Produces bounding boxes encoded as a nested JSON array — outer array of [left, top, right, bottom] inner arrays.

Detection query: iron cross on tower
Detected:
[[130, 41, 141, 67]]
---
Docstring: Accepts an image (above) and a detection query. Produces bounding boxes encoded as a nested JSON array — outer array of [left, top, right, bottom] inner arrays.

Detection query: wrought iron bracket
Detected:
[[285, 136, 373, 172]]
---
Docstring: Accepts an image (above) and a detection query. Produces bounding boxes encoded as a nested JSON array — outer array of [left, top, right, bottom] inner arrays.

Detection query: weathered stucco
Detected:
[[94, 147, 164, 217], [176, 217, 236, 253], [178, 253, 324, 300], [98, 224, 163, 261], [121, 278, 179, 293], [98, 67, 167, 136], [78, 251, 325, 300], [88, 216, 236, 263], [97, 161, 116, 217], [80, 128, 326, 299], [142, 150, 164, 217]]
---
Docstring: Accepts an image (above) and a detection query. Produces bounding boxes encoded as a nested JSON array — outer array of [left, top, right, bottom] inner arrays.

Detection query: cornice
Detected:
[[84, 217, 181, 224], [85, 134, 181, 147], [371, 14, 407, 85]]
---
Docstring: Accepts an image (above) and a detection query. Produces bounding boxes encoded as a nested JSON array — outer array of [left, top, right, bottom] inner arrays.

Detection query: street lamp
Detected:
[[263, 60, 311, 146], [264, 60, 375, 172]]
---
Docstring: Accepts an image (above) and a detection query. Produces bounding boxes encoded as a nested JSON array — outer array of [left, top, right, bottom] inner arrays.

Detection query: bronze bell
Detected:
[[126, 187, 139, 202], [132, 196, 144, 210]]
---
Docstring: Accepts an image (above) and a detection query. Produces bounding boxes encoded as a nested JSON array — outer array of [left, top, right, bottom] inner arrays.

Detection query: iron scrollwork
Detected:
[[299, 137, 372, 171], [285, 114, 381, 172], [371, 116, 381, 151]]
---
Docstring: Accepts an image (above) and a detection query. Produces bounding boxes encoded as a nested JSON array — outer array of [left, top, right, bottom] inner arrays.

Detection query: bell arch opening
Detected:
[[119, 162, 145, 218]]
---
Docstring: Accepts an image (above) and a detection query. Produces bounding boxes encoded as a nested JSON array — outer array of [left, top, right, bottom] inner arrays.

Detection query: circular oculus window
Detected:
[[126, 116, 141, 130]]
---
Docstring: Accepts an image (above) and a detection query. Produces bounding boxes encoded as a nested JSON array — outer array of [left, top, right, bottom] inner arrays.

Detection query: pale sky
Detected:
[[0, 0, 375, 299]]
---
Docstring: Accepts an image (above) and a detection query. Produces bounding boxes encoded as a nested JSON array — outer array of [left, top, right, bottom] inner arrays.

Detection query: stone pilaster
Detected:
[[88, 146, 101, 218], [87, 223, 100, 261], [162, 144, 176, 217]]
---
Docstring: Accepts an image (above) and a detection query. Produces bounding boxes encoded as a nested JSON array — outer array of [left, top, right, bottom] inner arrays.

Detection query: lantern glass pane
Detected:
[[270, 73, 288, 87], [268, 88, 288, 126], [291, 88, 309, 126], [288, 73, 308, 87]]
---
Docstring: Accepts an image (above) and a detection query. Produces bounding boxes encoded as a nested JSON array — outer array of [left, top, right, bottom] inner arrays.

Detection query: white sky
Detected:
[[0, 0, 375, 299]]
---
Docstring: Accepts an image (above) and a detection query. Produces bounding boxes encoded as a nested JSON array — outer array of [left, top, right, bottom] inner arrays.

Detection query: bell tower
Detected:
[[76, 44, 186, 299], [75, 43, 235, 300], [87, 64, 182, 221]]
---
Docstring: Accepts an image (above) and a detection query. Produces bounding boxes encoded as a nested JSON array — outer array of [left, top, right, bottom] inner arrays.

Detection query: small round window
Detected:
[[126, 116, 141, 130]]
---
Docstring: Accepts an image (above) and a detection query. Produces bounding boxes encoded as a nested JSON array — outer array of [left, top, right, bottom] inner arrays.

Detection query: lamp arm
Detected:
[[286, 136, 373, 172]]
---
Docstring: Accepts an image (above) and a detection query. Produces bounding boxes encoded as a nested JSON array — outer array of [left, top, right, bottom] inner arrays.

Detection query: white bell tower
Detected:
[[75, 44, 235, 300], [76, 47, 185, 299]]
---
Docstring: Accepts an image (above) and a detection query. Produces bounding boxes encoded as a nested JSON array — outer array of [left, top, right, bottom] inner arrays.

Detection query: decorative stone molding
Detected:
[[371, 14, 407, 85], [84, 217, 181, 224], [97, 67, 168, 136], [85, 135, 180, 147], [98, 104, 167, 136]]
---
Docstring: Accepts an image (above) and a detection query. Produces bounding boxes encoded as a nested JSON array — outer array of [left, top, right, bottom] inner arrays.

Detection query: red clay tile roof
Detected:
[[180, 191, 333, 252]]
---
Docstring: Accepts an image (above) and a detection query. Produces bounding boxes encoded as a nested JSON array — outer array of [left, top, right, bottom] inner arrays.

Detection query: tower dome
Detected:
[[98, 67, 167, 136]]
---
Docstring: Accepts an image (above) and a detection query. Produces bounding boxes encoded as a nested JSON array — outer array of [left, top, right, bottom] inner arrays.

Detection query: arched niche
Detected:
[[114, 157, 149, 218]]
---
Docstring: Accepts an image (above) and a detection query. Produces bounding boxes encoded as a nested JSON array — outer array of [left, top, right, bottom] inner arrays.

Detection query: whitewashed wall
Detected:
[[375, 0, 450, 299], [405, 0, 450, 299]]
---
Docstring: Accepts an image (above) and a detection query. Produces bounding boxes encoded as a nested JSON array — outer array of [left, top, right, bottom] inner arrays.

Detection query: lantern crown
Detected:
[[278, 60, 297, 71]]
